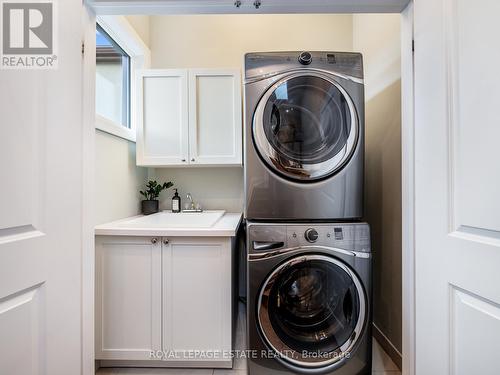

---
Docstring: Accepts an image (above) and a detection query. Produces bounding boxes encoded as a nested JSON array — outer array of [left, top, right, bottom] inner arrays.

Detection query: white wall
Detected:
[[125, 15, 150, 48], [95, 131, 148, 224], [154, 168, 244, 212], [353, 14, 402, 359], [150, 14, 353, 69], [149, 14, 354, 212]]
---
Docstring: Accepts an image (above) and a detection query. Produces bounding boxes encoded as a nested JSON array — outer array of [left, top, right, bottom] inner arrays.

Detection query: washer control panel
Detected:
[[247, 222, 371, 253]]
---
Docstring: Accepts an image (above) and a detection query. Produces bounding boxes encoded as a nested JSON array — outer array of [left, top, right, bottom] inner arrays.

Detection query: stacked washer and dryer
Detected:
[[244, 51, 372, 375]]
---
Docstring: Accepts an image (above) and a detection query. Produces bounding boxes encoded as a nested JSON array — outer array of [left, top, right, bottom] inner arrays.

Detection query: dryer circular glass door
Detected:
[[253, 73, 358, 182], [257, 254, 366, 370]]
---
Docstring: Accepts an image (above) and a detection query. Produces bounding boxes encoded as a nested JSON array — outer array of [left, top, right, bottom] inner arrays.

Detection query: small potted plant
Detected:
[[140, 180, 174, 215]]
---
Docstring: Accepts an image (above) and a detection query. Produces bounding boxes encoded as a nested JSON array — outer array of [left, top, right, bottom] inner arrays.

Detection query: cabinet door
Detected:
[[137, 70, 189, 166], [188, 69, 242, 165], [162, 237, 232, 362], [95, 236, 162, 360]]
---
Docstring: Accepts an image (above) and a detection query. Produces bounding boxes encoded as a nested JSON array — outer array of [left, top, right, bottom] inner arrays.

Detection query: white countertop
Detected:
[[95, 211, 243, 237]]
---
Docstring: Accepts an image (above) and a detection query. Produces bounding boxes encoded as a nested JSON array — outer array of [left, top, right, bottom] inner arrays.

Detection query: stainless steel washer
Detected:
[[244, 51, 365, 220], [247, 222, 372, 375]]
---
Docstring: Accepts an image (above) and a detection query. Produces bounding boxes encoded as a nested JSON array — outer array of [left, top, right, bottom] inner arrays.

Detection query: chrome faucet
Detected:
[[186, 193, 195, 209], [184, 193, 203, 212]]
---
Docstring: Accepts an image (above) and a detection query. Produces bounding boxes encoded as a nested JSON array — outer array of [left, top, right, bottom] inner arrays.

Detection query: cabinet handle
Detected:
[[181, 159, 186, 162], [191, 158, 195, 162], [151, 237, 158, 244], [163, 239, 169, 245]]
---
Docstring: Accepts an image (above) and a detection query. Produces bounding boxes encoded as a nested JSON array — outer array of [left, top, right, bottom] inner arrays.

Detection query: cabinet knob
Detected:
[[191, 158, 195, 162], [151, 237, 158, 244], [163, 239, 169, 245]]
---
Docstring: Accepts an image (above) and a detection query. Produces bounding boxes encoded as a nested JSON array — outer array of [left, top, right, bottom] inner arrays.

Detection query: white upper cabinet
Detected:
[[137, 68, 242, 167], [137, 70, 189, 166], [188, 69, 242, 165]]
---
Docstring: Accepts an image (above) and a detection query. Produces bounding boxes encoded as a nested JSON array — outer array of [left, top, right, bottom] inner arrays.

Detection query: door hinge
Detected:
[[81, 42, 85, 56], [412, 39, 415, 53]]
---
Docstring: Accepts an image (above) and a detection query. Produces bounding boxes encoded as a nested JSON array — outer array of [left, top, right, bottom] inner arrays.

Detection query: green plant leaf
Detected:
[[140, 179, 175, 200]]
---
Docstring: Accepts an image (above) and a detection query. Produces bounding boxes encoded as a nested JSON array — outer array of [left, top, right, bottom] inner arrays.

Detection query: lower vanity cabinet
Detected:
[[95, 236, 162, 360], [162, 237, 233, 365], [95, 235, 233, 367]]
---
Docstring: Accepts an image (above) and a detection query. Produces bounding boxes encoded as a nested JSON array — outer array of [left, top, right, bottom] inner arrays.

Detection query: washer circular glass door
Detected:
[[253, 72, 358, 182], [257, 254, 366, 370]]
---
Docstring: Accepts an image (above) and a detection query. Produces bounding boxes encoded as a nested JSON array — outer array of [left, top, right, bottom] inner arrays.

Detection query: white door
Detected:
[[95, 236, 161, 360], [0, 1, 85, 374], [137, 69, 189, 166], [414, 1, 500, 374], [188, 69, 242, 165]]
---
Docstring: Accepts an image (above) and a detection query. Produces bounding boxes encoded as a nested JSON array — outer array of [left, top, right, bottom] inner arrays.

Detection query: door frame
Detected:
[[81, 2, 415, 375], [400, 3, 415, 375], [82, 4, 97, 375]]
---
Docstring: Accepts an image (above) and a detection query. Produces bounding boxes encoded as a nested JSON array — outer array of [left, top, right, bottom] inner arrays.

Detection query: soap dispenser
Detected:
[[172, 189, 181, 213]]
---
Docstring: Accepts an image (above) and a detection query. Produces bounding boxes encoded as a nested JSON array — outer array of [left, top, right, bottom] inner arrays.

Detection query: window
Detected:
[[96, 24, 130, 128], [94, 16, 151, 142]]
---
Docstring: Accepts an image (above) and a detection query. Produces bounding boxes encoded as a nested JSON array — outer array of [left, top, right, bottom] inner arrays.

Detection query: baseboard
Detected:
[[98, 359, 232, 368], [372, 323, 402, 370]]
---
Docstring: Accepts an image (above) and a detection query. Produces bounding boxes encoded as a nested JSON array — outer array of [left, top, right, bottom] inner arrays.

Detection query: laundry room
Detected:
[[92, 9, 402, 375], [8, 0, 500, 374]]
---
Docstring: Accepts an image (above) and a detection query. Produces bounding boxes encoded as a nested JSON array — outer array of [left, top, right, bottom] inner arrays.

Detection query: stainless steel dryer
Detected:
[[244, 51, 364, 220], [247, 222, 372, 375]]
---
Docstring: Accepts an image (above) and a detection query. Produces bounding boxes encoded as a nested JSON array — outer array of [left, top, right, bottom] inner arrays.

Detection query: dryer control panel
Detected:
[[244, 51, 364, 81]]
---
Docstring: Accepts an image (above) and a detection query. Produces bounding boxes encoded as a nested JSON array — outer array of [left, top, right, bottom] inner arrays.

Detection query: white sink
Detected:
[[117, 210, 226, 229]]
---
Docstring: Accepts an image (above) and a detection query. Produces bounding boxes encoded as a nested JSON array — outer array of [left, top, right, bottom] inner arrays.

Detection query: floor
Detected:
[[97, 303, 401, 375]]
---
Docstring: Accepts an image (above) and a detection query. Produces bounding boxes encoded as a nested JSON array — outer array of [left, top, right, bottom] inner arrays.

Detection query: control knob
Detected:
[[298, 51, 312, 65], [305, 228, 319, 243]]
